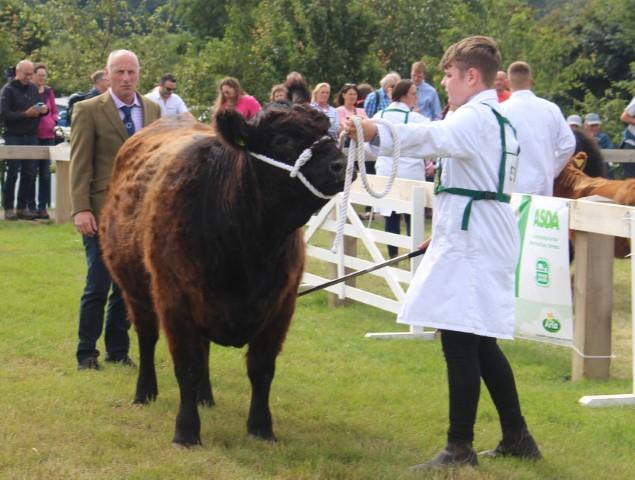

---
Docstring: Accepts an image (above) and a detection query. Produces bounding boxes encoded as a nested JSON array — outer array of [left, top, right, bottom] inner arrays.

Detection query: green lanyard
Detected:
[[380, 108, 410, 124], [434, 103, 519, 231]]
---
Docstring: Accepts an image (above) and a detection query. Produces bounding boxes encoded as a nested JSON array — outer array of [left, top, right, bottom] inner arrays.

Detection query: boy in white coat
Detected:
[[346, 36, 541, 469]]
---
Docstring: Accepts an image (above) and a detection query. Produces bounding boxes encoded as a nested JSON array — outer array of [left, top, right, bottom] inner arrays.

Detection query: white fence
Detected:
[[303, 175, 635, 407]]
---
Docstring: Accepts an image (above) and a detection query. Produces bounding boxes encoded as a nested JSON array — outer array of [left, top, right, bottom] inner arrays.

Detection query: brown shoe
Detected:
[[16, 209, 38, 220], [479, 428, 541, 459], [4, 209, 18, 221], [36, 209, 50, 220], [410, 442, 478, 470]]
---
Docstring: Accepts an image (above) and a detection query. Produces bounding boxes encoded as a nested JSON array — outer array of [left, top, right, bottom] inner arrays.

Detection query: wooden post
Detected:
[[572, 231, 614, 380], [54, 160, 71, 223], [49, 145, 72, 224]]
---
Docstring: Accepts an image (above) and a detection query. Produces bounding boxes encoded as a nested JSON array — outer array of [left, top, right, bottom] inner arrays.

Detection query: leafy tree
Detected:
[[0, 0, 48, 70], [30, 0, 181, 94]]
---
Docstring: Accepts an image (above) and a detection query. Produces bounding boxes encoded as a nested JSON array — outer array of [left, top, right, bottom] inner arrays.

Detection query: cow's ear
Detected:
[[214, 109, 253, 149]]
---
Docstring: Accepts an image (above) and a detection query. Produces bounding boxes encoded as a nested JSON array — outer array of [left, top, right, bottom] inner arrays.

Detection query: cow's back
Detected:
[[100, 114, 216, 302]]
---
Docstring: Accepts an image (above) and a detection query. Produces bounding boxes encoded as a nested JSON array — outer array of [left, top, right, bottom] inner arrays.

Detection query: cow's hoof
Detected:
[[133, 393, 157, 404], [198, 397, 215, 408], [197, 392, 215, 407], [248, 429, 277, 442], [172, 434, 202, 448]]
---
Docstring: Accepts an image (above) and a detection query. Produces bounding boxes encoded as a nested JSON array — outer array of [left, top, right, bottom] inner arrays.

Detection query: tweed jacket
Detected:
[[70, 91, 161, 218]]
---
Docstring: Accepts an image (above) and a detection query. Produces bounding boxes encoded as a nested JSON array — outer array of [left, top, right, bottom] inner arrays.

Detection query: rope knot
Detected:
[[290, 148, 313, 177]]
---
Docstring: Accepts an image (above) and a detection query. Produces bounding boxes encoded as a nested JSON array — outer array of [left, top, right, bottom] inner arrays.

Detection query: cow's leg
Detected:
[[197, 340, 214, 407], [134, 325, 159, 404], [167, 323, 206, 446], [119, 289, 159, 404], [246, 333, 284, 441]]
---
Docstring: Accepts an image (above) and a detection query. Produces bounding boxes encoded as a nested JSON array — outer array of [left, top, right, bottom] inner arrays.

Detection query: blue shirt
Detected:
[[415, 81, 442, 120], [364, 88, 391, 118], [596, 132, 613, 149]]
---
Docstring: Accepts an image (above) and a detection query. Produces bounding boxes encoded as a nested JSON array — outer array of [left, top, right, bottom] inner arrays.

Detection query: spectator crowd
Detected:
[[3, 36, 635, 473]]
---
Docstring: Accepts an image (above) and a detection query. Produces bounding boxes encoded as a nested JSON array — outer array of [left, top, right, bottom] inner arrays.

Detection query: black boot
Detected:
[[480, 427, 541, 459], [410, 442, 478, 470]]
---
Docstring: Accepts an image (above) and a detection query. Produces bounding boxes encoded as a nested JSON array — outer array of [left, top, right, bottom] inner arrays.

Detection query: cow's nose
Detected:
[[329, 157, 346, 178]]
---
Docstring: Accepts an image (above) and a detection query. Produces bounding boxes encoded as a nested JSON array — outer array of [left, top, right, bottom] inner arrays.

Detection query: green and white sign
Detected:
[[512, 195, 572, 346]]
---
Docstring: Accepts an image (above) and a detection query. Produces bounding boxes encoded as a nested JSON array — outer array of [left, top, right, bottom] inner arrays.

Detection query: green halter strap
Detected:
[[434, 103, 519, 231], [380, 108, 410, 124]]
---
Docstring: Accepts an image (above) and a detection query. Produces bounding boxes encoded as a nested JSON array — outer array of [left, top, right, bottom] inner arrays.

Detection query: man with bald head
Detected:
[[70, 49, 161, 370], [0, 60, 45, 220], [501, 61, 575, 196]]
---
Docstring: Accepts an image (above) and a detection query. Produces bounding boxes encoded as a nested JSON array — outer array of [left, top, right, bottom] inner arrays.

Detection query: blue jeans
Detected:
[[385, 212, 411, 258], [31, 138, 54, 210], [2, 133, 38, 210], [76, 234, 130, 362]]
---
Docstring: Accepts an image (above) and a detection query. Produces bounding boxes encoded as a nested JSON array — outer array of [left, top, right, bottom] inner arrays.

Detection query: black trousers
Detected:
[[440, 330, 526, 444]]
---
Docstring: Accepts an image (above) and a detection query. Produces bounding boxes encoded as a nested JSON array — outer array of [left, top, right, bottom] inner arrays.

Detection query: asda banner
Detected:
[[512, 195, 573, 346]]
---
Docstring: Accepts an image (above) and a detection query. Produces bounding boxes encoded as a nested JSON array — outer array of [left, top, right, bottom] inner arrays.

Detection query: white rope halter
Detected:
[[248, 117, 401, 254], [248, 135, 335, 200]]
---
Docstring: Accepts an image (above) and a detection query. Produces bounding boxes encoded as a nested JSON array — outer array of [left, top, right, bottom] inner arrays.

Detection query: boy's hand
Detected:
[[418, 238, 432, 251], [343, 117, 378, 142]]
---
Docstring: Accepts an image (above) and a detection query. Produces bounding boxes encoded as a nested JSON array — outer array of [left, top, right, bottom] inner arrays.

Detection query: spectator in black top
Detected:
[[0, 60, 43, 221]]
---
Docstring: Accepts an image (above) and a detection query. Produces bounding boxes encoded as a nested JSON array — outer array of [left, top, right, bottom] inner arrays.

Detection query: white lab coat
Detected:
[[373, 102, 429, 215], [376, 90, 519, 339], [501, 90, 575, 196]]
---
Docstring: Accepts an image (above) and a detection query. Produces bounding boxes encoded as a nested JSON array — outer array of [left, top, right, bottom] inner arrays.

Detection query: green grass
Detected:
[[0, 222, 634, 480]]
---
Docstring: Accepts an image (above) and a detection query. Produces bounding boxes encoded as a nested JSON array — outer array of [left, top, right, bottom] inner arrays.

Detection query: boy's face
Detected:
[[441, 64, 479, 110]]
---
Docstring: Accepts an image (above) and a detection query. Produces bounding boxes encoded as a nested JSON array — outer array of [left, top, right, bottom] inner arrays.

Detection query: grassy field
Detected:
[[0, 221, 634, 480]]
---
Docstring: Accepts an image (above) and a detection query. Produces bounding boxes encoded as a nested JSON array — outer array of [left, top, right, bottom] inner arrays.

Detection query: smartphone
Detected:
[[35, 102, 44, 111]]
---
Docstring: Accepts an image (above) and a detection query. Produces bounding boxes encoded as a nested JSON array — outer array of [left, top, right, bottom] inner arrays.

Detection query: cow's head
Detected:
[[215, 105, 347, 202]]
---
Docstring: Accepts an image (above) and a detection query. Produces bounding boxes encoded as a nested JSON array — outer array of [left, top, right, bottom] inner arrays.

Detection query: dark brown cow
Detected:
[[99, 105, 346, 446]]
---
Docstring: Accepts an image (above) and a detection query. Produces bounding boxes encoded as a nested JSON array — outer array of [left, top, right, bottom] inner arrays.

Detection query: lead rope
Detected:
[[331, 117, 401, 252]]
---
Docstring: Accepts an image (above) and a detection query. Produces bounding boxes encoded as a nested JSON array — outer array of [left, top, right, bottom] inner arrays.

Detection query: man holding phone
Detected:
[[0, 59, 42, 220]]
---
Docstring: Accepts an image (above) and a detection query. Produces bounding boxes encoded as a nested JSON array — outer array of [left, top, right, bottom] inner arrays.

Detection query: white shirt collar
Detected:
[[510, 89, 536, 99], [109, 88, 141, 109]]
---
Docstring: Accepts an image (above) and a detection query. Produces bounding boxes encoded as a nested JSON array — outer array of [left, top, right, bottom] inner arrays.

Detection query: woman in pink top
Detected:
[[335, 83, 367, 137], [33, 63, 58, 219], [213, 77, 261, 120]]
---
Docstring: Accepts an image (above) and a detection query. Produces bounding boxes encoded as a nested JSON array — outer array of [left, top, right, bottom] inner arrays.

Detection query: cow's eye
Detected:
[[272, 135, 292, 148]]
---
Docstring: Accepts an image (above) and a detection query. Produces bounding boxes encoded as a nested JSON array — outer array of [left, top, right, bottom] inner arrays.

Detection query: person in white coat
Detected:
[[501, 61, 575, 196], [346, 36, 541, 470], [373, 79, 430, 257]]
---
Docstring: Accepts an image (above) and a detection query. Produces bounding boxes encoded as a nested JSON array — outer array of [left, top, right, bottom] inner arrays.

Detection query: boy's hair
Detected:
[[440, 36, 501, 87], [507, 61, 532, 90]]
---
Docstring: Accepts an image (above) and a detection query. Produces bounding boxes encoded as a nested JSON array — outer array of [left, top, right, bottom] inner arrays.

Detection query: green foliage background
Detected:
[[1, 0, 634, 141]]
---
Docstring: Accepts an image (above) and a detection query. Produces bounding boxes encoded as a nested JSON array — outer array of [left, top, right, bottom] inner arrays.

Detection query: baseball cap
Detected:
[[585, 113, 601, 125], [566, 114, 582, 127]]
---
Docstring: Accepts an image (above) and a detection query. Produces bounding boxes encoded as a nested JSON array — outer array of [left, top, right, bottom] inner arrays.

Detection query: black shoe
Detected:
[[410, 442, 478, 470], [16, 209, 38, 220], [36, 209, 50, 220], [105, 355, 136, 367], [4, 209, 17, 221], [479, 428, 541, 459], [78, 357, 100, 370]]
